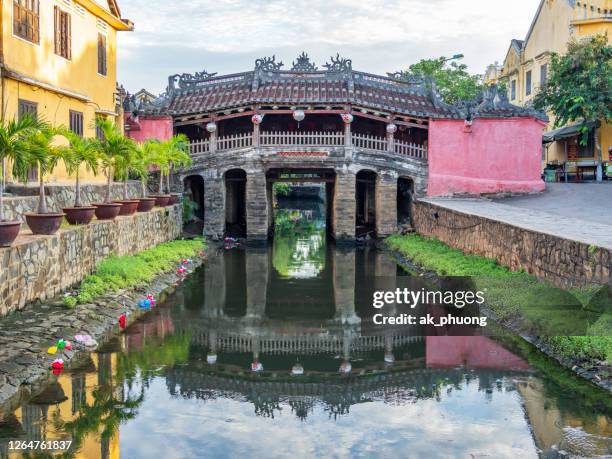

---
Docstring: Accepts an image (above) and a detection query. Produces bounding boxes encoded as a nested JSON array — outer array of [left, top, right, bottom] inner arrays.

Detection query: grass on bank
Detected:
[[386, 234, 612, 364], [63, 238, 205, 307]]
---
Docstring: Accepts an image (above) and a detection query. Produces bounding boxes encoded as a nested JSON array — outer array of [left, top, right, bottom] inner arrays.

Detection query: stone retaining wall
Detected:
[[0, 205, 182, 315], [2, 182, 143, 223], [412, 200, 611, 289]]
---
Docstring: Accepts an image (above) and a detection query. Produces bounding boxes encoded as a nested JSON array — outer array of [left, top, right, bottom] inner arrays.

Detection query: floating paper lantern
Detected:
[[386, 123, 398, 134], [119, 314, 126, 329], [340, 113, 354, 124], [251, 114, 264, 125], [205, 122, 217, 133], [51, 359, 64, 370], [47, 346, 58, 355]]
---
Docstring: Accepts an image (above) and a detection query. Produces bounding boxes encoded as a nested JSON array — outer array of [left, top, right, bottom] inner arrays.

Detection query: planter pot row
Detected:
[[0, 194, 181, 247]]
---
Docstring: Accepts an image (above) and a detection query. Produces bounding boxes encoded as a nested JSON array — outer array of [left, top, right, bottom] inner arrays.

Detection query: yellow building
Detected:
[[491, 0, 611, 180], [0, 0, 133, 183]]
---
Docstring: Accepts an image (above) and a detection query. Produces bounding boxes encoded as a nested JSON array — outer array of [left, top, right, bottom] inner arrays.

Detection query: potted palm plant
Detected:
[[22, 123, 68, 235], [149, 143, 171, 207], [165, 134, 192, 205], [132, 140, 158, 212], [92, 118, 133, 220], [0, 115, 40, 246], [112, 136, 140, 216], [62, 131, 99, 225]]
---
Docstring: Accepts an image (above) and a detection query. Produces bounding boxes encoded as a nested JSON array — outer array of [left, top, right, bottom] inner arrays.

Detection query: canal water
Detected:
[[1, 198, 611, 459]]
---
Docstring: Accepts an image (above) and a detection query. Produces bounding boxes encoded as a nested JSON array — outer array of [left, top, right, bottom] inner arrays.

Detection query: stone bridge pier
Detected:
[[177, 149, 427, 244]]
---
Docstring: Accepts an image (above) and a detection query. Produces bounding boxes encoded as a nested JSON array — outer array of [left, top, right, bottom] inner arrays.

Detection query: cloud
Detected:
[[117, 0, 538, 93]]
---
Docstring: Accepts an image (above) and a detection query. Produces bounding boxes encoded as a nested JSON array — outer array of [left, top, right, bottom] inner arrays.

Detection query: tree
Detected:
[[395, 56, 483, 104], [152, 135, 192, 195], [0, 115, 41, 221], [95, 118, 136, 203], [21, 123, 68, 214], [534, 34, 612, 145], [132, 140, 159, 198], [62, 131, 99, 208]]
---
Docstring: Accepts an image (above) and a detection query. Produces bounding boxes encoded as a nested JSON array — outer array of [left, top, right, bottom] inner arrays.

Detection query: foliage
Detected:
[[534, 34, 612, 145], [152, 134, 192, 194], [73, 238, 204, 304], [387, 234, 612, 364], [95, 118, 137, 203], [395, 56, 483, 104], [131, 140, 159, 197], [0, 114, 42, 220], [182, 197, 198, 224], [273, 182, 292, 197], [61, 130, 100, 207]]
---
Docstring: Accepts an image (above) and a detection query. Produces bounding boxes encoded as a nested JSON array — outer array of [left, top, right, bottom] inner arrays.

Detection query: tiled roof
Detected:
[[144, 54, 545, 121]]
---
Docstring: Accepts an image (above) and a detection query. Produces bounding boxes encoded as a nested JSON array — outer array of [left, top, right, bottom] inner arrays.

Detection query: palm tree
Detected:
[[21, 123, 68, 214], [0, 115, 41, 221], [95, 118, 135, 204], [132, 140, 159, 198], [62, 131, 99, 208], [164, 134, 192, 193]]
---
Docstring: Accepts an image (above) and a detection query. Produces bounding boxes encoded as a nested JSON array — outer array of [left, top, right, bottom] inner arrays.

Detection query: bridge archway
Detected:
[[356, 170, 377, 237], [183, 175, 204, 233], [225, 169, 247, 238], [397, 177, 414, 226]]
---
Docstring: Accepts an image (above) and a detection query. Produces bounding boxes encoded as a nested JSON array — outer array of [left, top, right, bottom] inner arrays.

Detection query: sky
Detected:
[[116, 0, 540, 95]]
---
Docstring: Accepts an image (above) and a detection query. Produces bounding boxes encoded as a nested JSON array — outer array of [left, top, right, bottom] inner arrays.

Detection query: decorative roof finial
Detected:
[[255, 55, 284, 72], [323, 53, 352, 73], [291, 52, 318, 72]]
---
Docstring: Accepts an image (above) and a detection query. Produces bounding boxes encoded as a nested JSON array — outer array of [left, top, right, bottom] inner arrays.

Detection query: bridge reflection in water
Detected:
[[2, 204, 611, 458]]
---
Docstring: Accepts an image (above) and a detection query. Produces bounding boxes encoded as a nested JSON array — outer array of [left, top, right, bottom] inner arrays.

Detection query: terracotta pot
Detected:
[[113, 200, 140, 216], [63, 206, 96, 225], [168, 194, 182, 205], [137, 198, 156, 212], [151, 195, 171, 207], [93, 203, 122, 221], [0, 221, 21, 247], [24, 213, 65, 235]]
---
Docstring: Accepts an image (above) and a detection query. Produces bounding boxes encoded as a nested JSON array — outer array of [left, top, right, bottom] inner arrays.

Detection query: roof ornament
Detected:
[[167, 70, 218, 92], [255, 55, 284, 72], [387, 71, 425, 85], [291, 52, 318, 72], [323, 54, 352, 73]]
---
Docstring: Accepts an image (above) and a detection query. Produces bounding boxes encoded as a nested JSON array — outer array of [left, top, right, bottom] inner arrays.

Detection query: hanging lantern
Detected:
[[293, 110, 305, 122], [206, 122, 217, 133], [251, 114, 264, 125], [340, 113, 354, 124], [386, 123, 398, 134]]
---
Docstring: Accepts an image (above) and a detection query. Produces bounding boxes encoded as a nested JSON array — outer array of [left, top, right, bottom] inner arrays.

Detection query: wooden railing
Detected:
[[394, 141, 428, 160], [351, 133, 388, 152], [189, 131, 427, 160], [260, 131, 344, 147], [216, 132, 253, 151]]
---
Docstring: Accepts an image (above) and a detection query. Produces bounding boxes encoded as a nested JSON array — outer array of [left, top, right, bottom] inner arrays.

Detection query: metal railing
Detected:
[[189, 131, 427, 160]]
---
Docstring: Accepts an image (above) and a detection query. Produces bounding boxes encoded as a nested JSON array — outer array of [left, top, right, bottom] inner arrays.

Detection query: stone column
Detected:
[[344, 121, 352, 147], [376, 172, 398, 237], [203, 174, 225, 240], [386, 131, 395, 152], [246, 249, 268, 319], [253, 122, 260, 148], [246, 170, 269, 243], [209, 130, 217, 154], [333, 249, 359, 324], [333, 171, 356, 242]]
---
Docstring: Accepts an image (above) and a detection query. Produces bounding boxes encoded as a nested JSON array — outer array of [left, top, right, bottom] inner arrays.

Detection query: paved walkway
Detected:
[[422, 183, 612, 250]]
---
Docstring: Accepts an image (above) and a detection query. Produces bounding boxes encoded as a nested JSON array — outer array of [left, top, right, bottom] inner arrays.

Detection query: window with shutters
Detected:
[[18, 99, 39, 181], [69, 111, 84, 137], [525, 70, 532, 96], [97, 33, 107, 76], [54, 7, 72, 59], [13, 0, 40, 44]]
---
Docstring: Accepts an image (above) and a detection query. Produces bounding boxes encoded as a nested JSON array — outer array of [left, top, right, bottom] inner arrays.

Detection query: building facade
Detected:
[[490, 0, 611, 179], [0, 0, 133, 183]]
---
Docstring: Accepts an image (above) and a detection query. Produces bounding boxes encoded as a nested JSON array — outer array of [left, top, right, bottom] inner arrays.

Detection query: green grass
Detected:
[[387, 233, 612, 364], [66, 238, 205, 306]]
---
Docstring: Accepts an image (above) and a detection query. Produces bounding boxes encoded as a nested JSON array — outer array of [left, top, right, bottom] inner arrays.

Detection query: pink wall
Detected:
[[427, 118, 546, 196], [125, 115, 173, 143]]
